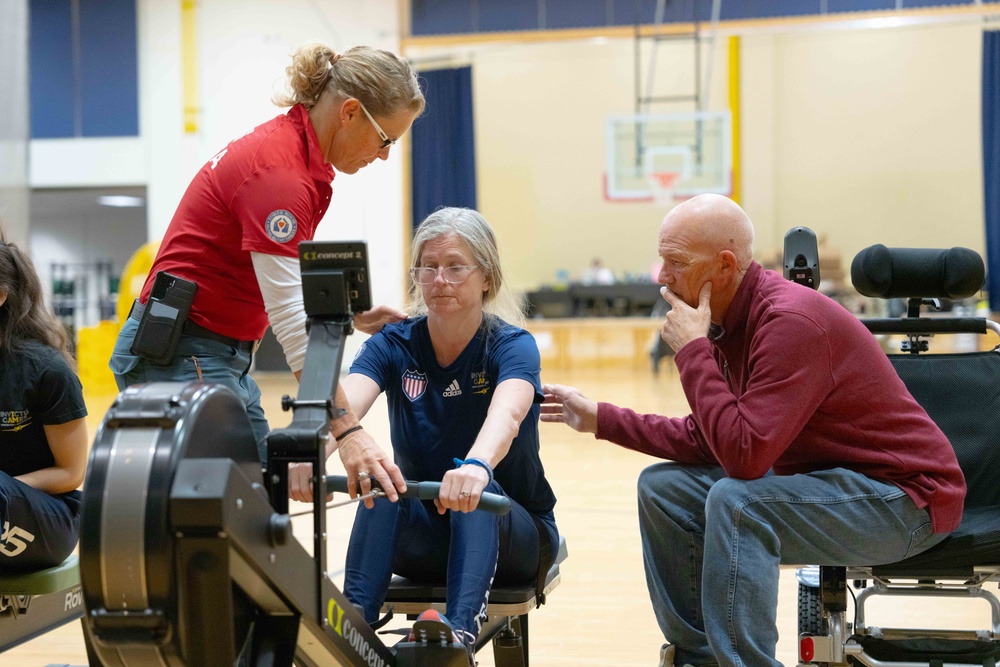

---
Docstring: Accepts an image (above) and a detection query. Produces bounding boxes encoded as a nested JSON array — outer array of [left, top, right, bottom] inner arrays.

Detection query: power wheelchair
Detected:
[[796, 244, 1000, 667]]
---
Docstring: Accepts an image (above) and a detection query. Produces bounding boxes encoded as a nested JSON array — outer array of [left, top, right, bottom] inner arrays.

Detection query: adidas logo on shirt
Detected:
[[442, 380, 462, 397]]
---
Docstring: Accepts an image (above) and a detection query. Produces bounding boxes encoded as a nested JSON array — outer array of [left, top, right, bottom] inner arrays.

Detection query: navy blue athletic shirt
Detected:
[[350, 315, 557, 516]]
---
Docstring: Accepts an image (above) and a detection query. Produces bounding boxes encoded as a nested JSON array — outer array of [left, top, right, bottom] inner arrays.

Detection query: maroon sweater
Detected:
[[598, 263, 965, 533]]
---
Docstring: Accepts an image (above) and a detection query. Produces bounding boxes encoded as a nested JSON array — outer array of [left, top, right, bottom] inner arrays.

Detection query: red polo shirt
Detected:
[[140, 104, 334, 341]]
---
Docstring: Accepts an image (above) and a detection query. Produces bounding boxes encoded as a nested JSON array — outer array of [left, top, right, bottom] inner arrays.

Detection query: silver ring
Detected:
[[358, 471, 370, 480], [460, 491, 472, 497]]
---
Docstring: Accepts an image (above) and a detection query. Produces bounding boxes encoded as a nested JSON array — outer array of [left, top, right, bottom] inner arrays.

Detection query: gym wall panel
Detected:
[[906, 0, 979, 6], [409, 0, 986, 36], [610, 0, 675, 25], [29, 0, 74, 138], [546, 0, 610, 30], [79, 0, 139, 137], [827, 0, 897, 12], [479, 0, 537, 32], [29, 0, 138, 138], [721, 1, 823, 20], [411, 0, 475, 35]]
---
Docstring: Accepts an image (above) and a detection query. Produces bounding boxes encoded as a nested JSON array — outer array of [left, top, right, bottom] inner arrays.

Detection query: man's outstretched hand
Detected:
[[540, 384, 599, 434]]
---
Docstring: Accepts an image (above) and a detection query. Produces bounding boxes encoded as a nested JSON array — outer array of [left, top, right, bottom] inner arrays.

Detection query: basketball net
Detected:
[[648, 172, 681, 208]]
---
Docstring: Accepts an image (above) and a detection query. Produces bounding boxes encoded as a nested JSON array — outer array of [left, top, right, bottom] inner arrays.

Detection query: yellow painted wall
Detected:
[[470, 37, 731, 290], [452, 19, 984, 291], [743, 22, 984, 266]]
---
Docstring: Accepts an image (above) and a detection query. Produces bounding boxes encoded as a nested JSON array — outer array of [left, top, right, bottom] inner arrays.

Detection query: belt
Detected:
[[130, 300, 259, 353]]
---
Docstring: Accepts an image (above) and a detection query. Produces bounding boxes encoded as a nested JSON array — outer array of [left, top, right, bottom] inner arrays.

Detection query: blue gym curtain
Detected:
[[985, 28, 1000, 311], [411, 66, 476, 231]]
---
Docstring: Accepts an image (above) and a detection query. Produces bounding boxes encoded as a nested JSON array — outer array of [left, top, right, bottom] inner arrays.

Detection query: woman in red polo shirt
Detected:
[[110, 43, 423, 481]]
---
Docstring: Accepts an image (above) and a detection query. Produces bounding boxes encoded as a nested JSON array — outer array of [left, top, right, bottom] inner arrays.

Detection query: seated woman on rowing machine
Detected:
[[0, 236, 88, 571], [289, 207, 559, 651]]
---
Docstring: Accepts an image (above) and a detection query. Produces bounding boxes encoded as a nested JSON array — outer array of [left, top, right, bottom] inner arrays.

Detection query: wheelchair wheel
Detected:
[[797, 583, 827, 636]]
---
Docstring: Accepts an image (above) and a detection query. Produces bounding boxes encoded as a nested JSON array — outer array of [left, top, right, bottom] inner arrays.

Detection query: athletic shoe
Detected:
[[660, 644, 676, 667], [408, 610, 476, 665], [408, 609, 463, 644], [659, 643, 705, 667]]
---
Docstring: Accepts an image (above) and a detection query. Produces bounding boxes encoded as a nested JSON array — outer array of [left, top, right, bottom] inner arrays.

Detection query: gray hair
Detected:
[[273, 43, 425, 117], [408, 208, 525, 328]]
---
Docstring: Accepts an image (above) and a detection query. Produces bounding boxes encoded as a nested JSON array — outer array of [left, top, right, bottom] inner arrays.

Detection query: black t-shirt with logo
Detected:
[[0, 341, 87, 476]]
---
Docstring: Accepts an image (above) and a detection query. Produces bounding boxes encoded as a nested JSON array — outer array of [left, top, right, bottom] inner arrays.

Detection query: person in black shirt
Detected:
[[0, 235, 88, 571]]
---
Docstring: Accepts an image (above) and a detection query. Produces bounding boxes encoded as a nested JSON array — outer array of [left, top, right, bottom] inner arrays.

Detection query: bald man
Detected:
[[542, 195, 965, 667]]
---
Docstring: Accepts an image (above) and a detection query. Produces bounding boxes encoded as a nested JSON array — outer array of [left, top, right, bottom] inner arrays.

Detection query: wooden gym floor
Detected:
[[5, 365, 991, 666]]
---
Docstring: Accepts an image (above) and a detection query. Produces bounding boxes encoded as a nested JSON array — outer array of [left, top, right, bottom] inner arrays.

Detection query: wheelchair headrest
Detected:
[[850, 245, 985, 299]]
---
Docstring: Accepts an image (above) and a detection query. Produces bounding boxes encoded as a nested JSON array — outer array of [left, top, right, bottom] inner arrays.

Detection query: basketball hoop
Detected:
[[648, 172, 681, 207]]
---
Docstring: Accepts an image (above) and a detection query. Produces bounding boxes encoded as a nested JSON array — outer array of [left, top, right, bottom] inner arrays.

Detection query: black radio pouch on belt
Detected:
[[130, 271, 198, 365]]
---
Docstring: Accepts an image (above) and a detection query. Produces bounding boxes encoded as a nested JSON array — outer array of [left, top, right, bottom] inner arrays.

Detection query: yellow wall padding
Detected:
[[76, 320, 120, 397], [116, 240, 161, 325], [77, 239, 160, 399]]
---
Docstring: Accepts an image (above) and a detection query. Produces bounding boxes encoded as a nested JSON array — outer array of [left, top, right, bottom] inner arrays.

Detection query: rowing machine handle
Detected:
[[323, 475, 511, 515]]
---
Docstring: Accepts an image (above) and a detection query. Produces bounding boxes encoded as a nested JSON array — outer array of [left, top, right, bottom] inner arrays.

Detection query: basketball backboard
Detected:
[[605, 110, 732, 202]]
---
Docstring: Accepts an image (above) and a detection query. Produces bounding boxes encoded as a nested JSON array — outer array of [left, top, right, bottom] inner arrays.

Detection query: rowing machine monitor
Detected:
[[300, 241, 372, 320]]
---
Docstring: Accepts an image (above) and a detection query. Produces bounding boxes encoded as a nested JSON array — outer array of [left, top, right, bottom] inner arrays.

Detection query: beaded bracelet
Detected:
[[334, 425, 364, 441], [453, 457, 494, 485]]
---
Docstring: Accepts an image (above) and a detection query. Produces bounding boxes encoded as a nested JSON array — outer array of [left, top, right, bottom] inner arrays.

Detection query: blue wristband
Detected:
[[453, 457, 494, 485]]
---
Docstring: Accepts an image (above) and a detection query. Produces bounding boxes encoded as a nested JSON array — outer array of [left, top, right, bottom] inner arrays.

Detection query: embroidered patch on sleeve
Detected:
[[265, 210, 298, 243]]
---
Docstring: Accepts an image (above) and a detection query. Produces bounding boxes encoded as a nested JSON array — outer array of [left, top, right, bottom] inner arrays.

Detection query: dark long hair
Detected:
[[0, 234, 74, 366]]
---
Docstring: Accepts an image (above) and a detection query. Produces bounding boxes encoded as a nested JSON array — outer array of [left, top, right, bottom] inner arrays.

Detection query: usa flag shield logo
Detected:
[[402, 369, 427, 402]]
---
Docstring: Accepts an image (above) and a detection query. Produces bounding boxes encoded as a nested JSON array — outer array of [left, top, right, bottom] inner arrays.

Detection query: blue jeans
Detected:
[[343, 480, 557, 640], [637, 463, 948, 667], [110, 316, 270, 461]]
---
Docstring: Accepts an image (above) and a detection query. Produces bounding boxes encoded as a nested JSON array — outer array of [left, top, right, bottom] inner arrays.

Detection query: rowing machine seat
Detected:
[[0, 554, 84, 654], [382, 536, 568, 667]]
